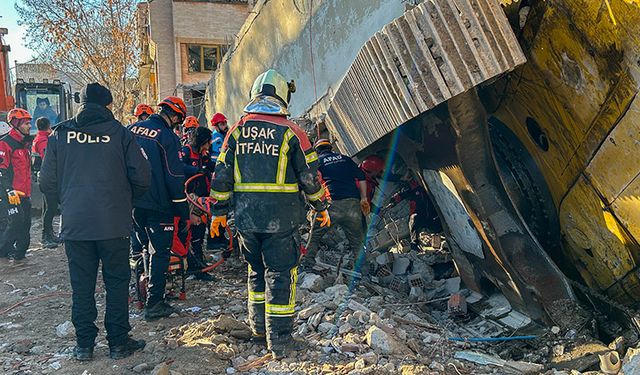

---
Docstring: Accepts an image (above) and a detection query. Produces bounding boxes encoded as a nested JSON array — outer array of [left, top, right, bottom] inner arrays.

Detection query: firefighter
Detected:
[[209, 112, 227, 163], [180, 126, 215, 281], [130, 96, 190, 321], [210, 69, 330, 359], [181, 115, 199, 146], [134, 104, 154, 122], [39, 83, 150, 360], [0, 108, 33, 263], [32, 117, 61, 249], [303, 139, 369, 272]]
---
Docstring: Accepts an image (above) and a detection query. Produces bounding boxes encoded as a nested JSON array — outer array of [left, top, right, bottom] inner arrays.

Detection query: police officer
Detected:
[[303, 139, 369, 272], [39, 83, 150, 361], [129, 96, 190, 320], [0, 108, 33, 263], [210, 69, 330, 359]]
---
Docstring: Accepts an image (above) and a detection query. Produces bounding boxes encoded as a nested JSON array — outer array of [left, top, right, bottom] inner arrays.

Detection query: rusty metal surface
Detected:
[[325, 0, 526, 156]]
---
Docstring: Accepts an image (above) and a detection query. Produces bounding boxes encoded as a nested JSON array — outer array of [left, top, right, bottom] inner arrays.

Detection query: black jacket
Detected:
[[129, 114, 188, 218], [39, 103, 151, 241], [211, 113, 327, 233], [317, 150, 365, 201]]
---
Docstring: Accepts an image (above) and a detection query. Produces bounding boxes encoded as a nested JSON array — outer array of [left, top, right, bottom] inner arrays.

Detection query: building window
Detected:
[[187, 44, 221, 73]]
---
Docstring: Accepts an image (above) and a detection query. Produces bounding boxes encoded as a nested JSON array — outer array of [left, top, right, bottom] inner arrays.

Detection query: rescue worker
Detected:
[[134, 104, 154, 122], [386, 177, 442, 249], [303, 139, 369, 272], [181, 115, 199, 146], [210, 69, 330, 359], [207, 112, 229, 250], [209, 112, 228, 163], [0, 108, 33, 262], [129, 96, 191, 321], [359, 155, 385, 213], [39, 83, 150, 360], [32, 117, 61, 249], [180, 126, 215, 281]]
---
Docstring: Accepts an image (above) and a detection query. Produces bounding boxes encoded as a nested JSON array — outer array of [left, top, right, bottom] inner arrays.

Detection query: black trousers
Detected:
[[0, 199, 31, 259], [42, 194, 58, 235], [132, 208, 173, 307], [187, 223, 207, 271], [130, 220, 149, 257], [65, 238, 131, 348], [238, 228, 300, 348]]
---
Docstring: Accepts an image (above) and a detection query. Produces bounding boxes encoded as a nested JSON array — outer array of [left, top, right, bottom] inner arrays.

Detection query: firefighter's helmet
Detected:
[[134, 104, 154, 117], [210, 112, 227, 127], [314, 138, 332, 150], [249, 69, 296, 107], [183, 116, 199, 129], [7, 108, 32, 124]]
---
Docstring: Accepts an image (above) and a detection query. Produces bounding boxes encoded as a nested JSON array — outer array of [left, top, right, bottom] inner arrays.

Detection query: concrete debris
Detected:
[[132, 363, 151, 373], [622, 347, 640, 375], [447, 293, 467, 317], [55, 321, 74, 338], [151, 363, 171, 375], [454, 351, 543, 373], [300, 273, 324, 292], [364, 326, 410, 355], [299, 303, 324, 320]]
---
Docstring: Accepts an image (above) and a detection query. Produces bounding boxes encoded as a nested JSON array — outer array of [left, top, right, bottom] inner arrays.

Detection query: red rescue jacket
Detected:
[[0, 128, 32, 197], [32, 130, 50, 159]]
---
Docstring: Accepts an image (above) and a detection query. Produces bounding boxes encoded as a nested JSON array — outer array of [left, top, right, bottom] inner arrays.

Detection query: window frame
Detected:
[[186, 44, 222, 73]]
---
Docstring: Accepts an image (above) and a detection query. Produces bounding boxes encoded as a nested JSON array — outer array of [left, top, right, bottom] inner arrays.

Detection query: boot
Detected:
[[109, 337, 146, 359], [42, 232, 59, 249], [270, 336, 306, 360], [144, 301, 177, 321], [73, 346, 94, 361]]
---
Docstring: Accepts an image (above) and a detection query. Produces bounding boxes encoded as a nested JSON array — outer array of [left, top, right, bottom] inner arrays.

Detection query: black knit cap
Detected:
[[80, 83, 113, 107]]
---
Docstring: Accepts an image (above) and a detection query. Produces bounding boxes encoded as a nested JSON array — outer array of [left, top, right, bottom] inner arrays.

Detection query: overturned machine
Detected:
[[208, 0, 640, 331]]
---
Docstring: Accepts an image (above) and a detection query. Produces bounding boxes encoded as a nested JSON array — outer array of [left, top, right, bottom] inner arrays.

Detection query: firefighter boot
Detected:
[[269, 333, 306, 359], [109, 337, 146, 359], [144, 301, 177, 321]]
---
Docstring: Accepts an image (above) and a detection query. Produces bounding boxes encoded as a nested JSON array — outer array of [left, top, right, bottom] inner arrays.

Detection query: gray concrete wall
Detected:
[[207, 0, 408, 122]]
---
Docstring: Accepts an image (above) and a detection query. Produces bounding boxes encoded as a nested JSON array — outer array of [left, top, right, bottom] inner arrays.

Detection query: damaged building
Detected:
[[206, 0, 640, 340]]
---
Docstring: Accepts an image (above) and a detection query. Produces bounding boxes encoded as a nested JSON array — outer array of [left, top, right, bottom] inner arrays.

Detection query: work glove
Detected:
[[210, 215, 227, 237], [316, 209, 331, 228], [7, 190, 25, 205], [360, 199, 371, 215]]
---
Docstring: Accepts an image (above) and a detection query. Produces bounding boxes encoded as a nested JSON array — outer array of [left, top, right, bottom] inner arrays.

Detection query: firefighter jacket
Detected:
[[39, 103, 151, 240], [180, 145, 215, 197], [129, 114, 189, 219], [0, 128, 32, 199], [211, 113, 327, 233]]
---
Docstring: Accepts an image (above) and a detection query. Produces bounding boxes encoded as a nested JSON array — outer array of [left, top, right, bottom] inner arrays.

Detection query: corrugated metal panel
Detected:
[[325, 0, 526, 156]]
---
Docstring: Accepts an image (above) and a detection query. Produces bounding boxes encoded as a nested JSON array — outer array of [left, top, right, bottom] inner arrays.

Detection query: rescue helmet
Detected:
[[0, 121, 9, 136], [210, 112, 227, 127], [314, 138, 332, 151], [360, 155, 385, 176], [249, 69, 296, 107], [183, 116, 199, 129], [7, 108, 32, 124], [158, 96, 187, 121], [134, 103, 154, 117]]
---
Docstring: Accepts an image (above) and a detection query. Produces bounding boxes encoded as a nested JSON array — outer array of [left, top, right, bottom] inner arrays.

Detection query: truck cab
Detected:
[[14, 80, 73, 133]]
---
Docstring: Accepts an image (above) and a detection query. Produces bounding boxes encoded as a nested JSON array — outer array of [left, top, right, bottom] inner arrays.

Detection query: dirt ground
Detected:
[[0, 218, 498, 375]]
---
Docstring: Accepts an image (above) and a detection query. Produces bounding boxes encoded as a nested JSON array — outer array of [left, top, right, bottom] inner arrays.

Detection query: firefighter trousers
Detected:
[[132, 208, 174, 307], [0, 199, 31, 259], [65, 238, 131, 348], [238, 228, 300, 348]]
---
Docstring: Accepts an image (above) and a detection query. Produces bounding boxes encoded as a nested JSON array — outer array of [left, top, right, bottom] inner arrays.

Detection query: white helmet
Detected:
[[0, 121, 9, 136]]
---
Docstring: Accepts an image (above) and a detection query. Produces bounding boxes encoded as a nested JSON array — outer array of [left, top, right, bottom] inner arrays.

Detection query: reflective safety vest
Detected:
[[211, 113, 326, 233]]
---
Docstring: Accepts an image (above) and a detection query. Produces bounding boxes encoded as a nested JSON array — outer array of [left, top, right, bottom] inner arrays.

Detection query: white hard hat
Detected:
[[0, 121, 9, 136]]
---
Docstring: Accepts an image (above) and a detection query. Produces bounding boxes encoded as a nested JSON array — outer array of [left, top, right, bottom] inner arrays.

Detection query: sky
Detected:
[[1, 1, 37, 68]]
